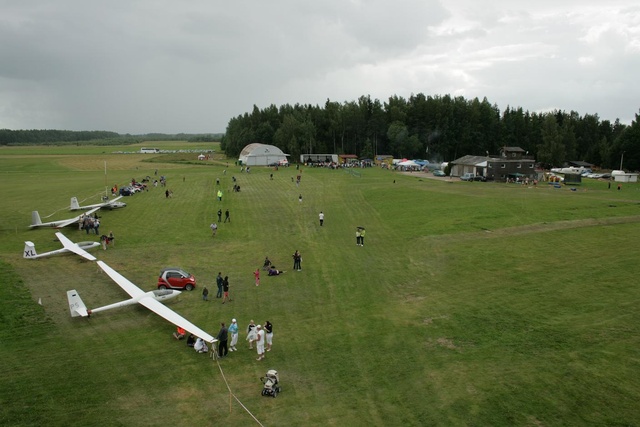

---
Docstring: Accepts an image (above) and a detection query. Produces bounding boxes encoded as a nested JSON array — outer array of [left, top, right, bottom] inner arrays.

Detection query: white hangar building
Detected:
[[238, 143, 289, 166]]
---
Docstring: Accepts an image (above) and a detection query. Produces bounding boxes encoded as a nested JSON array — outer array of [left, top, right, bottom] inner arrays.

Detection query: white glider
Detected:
[[30, 207, 100, 229], [70, 195, 126, 211], [67, 260, 216, 344], [24, 232, 99, 261]]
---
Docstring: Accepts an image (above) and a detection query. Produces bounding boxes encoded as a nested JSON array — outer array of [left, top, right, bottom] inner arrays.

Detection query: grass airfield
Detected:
[[1, 143, 640, 426]]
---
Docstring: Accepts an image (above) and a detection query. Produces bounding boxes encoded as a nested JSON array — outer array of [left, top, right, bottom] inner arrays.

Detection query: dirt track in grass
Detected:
[[418, 215, 640, 244]]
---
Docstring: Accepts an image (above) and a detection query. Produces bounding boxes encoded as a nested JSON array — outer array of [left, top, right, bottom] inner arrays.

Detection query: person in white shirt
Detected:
[[194, 337, 208, 354], [252, 325, 265, 361]]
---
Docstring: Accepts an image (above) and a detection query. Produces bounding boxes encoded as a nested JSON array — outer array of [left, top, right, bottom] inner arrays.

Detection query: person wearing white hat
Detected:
[[251, 324, 265, 361], [229, 318, 239, 351]]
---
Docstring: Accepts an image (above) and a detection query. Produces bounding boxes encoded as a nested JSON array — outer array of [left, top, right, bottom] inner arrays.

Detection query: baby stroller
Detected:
[[260, 369, 281, 397]]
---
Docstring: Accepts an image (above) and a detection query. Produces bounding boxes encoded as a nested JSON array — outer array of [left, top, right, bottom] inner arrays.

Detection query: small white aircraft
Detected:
[[67, 260, 216, 344], [24, 232, 99, 261], [30, 207, 100, 229], [70, 195, 126, 211]]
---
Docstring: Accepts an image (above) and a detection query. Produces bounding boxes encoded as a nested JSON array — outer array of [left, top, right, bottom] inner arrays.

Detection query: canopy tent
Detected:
[[398, 160, 420, 167]]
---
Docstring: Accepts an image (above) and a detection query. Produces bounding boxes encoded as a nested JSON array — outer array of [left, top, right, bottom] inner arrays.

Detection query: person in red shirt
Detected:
[[173, 326, 185, 340]]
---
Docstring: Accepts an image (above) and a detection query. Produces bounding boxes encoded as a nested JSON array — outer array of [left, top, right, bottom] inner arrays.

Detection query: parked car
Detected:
[[119, 186, 135, 196], [460, 173, 476, 181], [472, 175, 487, 182], [132, 182, 147, 192], [433, 170, 446, 177], [157, 268, 196, 291]]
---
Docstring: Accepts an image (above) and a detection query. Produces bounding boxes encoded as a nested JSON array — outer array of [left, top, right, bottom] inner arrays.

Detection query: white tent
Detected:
[[238, 143, 289, 166], [398, 160, 420, 167]]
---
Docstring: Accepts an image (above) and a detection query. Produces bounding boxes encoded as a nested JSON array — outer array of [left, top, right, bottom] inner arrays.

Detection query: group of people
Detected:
[[198, 273, 231, 303], [212, 272, 231, 303], [79, 213, 100, 235], [173, 317, 275, 360], [262, 251, 302, 274], [262, 256, 286, 276], [99, 231, 115, 250], [244, 319, 273, 360], [209, 209, 231, 237], [216, 208, 230, 222], [173, 327, 210, 354], [183, 318, 271, 361]]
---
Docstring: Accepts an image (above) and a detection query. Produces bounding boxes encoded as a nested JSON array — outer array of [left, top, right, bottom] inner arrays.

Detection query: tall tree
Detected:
[[537, 114, 565, 168]]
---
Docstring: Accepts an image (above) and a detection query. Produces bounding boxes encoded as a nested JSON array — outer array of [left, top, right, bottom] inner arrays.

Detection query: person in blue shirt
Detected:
[[229, 319, 239, 352]]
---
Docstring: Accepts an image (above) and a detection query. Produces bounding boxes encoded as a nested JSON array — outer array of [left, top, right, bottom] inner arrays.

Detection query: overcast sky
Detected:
[[1, 1, 638, 134]]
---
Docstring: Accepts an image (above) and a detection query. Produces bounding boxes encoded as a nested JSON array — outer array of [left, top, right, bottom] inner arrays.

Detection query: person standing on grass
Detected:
[[292, 250, 301, 271], [217, 208, 222, 222], [319, 211, 324, 226], [252, 325, 265, 361], [229, 319, 239, 351], [222, 276, 232, 303], [264, 320, 273, 352], [224, 209, 230, 223], [246, 320, 257, 349], [359, 228, 366, 246], [210, 222, 217, 237], [217, 322, 228, 358], [216, 272, 223, 298], [202, 286, 209, 301], [254, 268, 260, 286]]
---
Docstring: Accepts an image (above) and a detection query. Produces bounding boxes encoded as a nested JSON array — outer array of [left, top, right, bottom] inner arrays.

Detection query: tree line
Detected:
[[221, 94, 640, 170], [0, 130, 223, 146], [0, 129, 120, 145]]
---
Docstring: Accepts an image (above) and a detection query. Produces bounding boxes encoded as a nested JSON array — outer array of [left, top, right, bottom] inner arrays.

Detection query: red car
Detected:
[[157, 267, 196, 291]]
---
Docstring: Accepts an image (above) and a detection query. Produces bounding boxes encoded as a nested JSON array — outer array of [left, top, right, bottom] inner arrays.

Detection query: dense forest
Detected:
[[0, 130, 222, 146], [221, 94, 640, 171]]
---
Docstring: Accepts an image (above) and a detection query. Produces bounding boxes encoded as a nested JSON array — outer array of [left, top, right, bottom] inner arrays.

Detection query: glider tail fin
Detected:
[[70, 197, 81, 210], [31, 211, 42, 226], [67, 290, 89, 317], [23, 241, 37, 259]]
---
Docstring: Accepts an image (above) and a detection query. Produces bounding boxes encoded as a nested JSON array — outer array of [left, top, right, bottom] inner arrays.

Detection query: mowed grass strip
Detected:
[[1, 148, 640, 426]]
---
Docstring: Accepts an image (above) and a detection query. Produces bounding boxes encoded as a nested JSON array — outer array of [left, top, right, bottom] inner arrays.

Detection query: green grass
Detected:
[[1, 148, 640, 426]]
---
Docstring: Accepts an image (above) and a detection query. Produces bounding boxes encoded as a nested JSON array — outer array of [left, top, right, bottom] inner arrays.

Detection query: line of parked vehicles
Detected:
[[459, 173, 487, 182], [118, 181, 148, 196]]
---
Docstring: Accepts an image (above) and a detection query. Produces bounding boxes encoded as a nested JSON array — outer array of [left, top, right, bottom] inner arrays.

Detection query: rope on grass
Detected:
[[40, 191, 105, 219], [212, 348, 265, 426]]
